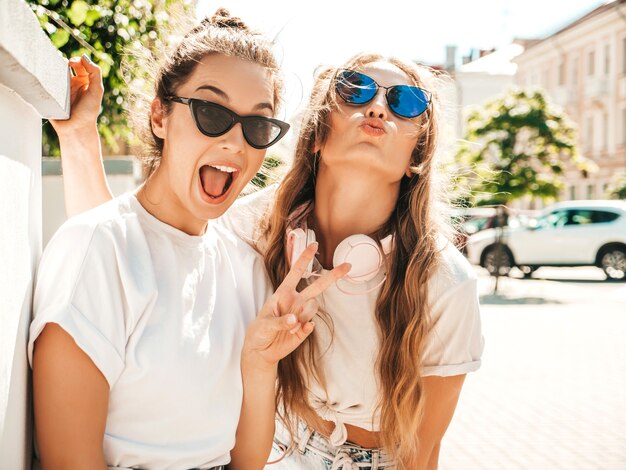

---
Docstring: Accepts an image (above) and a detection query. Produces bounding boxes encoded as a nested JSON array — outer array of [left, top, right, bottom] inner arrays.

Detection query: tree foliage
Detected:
[[27, 0, 193, 156], [605, 172, 626, 200], [456, 88, 589, 206]]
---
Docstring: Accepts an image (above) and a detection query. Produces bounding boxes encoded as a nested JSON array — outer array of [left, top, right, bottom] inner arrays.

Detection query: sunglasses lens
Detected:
[[387, 85, 430, 118], [336, 70, 377, 104], [195, 103, 234, 135], [243, 119, 284, 148]]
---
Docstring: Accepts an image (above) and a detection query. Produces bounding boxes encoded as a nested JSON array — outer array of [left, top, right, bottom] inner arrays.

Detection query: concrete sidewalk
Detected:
[[439, 269, 626, 469]]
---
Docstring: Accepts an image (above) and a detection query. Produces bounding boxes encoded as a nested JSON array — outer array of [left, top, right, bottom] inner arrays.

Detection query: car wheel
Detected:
[[482, 244, 513, 276], [600, 247, 626, 281]]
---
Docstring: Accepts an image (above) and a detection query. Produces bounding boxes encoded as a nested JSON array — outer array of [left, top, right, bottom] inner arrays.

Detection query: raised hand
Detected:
[[51, 55, 104, 136], [242, 243, 350, 368]]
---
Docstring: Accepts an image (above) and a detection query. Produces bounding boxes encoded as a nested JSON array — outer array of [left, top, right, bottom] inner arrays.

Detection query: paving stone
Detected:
[[439, 268, 626, 470]]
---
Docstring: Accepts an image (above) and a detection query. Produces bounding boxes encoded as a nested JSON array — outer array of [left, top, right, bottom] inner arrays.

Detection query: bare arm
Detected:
[[51, 56, 113, 217], [409, 374, 466, 470], [229, 244, 350, 470], [32, 323, 109, 469]]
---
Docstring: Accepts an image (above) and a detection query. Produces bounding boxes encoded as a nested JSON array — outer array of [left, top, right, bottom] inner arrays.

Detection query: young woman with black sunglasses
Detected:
[[28, 10, 348, 470], [54, 50, 483, 468]]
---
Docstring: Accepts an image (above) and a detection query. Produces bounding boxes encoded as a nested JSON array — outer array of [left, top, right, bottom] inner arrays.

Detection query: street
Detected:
[[440, 266, 626, 470]]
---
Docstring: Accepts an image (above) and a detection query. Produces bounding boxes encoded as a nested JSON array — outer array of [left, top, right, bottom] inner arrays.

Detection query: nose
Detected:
[[364, 90, 388, 120], [218, 122, 246, 153]]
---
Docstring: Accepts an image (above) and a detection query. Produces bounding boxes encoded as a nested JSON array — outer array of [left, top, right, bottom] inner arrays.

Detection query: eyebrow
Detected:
[[196, 85, 274, 113]]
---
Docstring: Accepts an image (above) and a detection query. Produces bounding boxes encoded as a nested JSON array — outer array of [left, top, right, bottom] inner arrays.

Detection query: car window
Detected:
[[537, 208, 621, 228], [564, 209, 620, 225], [463, 216, 491, 234], [591, 210, 620, 223], [536, 210, 568, 229], [567, 210, 593, 225]]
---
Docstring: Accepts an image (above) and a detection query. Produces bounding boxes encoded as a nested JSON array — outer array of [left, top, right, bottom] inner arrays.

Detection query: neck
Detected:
[[137, 170, 207, 236], [312, 163, 400, 268]]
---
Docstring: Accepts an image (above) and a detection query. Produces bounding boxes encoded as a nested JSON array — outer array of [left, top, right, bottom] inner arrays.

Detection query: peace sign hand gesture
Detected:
[[242, 243, 350, 369]]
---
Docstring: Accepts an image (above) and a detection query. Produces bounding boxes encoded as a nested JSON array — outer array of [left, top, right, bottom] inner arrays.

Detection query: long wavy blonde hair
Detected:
[[262, 53, 447, 466]]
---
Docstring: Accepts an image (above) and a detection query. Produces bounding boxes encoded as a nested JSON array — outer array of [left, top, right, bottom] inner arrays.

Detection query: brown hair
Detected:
[[262, 53, 447, 467], [128, 8, 283, 176]]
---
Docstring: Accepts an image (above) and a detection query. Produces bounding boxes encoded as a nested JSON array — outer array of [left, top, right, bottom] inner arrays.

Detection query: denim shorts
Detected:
[[266, 421, 396, 470]]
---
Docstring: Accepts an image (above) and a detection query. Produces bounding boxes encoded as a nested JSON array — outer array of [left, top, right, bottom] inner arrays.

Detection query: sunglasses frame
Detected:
[[167, 96, 290, 150], [335, 69, 432, 119]]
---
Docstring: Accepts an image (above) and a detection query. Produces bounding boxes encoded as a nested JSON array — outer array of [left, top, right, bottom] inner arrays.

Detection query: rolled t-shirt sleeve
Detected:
[[28, 220, 141, 388], [421, 277, 484, 377]]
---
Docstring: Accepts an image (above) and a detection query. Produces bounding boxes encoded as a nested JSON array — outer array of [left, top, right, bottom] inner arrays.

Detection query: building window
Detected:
[[569, 185, 576, 200], [558, 60, 566, 85], [622, 37, 626, 73], [602, 112, 609, 151], [622, 108, 626, 145], [604, 44, 610, 75], [587, 184, 595, 199], [586, 116, 594, 152], [572, 57, 579, 85], [588, 50, 595, 76]]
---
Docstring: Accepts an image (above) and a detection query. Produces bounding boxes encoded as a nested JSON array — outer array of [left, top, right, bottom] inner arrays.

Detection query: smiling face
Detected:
[[146, 54, 276, 234], [319, 61, 422, 184]]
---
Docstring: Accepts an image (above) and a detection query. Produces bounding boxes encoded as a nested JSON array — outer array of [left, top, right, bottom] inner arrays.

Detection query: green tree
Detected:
[[456, 88, 590, 206], [28, 0, 193, 156], [251, 155, 284, 189], [605, 172, 626, 199]]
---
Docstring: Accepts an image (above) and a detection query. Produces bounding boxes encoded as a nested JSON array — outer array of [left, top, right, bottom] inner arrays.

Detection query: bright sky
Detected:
[[197, 0, 605, 118]]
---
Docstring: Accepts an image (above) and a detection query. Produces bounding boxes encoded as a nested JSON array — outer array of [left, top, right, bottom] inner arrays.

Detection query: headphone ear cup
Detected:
[[333, 234, 384, 283], [287, 228, 316, 278]]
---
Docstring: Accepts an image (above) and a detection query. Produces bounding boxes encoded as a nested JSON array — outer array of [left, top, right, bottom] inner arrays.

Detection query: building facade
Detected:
[[454, 42, 526, 138], [514, 0, 626, 201]]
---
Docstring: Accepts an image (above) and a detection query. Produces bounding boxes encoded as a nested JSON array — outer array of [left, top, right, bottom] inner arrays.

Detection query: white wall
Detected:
[[0, 0, 69, 467], [0, 84, 41, 470]]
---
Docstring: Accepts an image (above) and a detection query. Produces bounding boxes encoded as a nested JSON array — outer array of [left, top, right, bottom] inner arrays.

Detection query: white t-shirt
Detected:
[[28, 192, 271, 470], [220, 185, 484, 446]]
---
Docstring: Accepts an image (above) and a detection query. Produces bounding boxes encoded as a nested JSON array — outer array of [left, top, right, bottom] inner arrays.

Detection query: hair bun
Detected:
[[203, 8, 249, 31]]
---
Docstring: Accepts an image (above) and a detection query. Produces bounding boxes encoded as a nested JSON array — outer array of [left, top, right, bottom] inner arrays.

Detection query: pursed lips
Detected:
[[359, 118, 386, 136]]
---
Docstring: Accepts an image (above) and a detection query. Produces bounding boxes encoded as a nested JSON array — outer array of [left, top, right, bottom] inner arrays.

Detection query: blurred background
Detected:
[[14, 0, 626, 468]]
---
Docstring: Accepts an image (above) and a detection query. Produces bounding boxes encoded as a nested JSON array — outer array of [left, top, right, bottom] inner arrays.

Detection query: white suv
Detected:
[[465, 200, 626, 280]]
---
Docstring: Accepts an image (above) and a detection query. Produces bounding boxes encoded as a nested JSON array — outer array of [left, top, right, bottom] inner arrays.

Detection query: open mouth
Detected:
[[199, 164, 238, 201]]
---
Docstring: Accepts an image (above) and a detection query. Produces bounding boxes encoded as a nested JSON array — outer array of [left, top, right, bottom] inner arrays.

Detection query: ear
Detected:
[[405, 166, 413, 178], [150, 97, 166, 139]]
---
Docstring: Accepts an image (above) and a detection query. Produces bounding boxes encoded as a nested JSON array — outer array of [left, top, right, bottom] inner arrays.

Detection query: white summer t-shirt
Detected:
[[220, 184, 484, 446], [28, 192, 271, 470]]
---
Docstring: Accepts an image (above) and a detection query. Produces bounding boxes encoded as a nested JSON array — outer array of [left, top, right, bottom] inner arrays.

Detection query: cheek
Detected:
[[328, 109, 350, 137], [245, 150, 267, 178], [397, 128, 419, 163]]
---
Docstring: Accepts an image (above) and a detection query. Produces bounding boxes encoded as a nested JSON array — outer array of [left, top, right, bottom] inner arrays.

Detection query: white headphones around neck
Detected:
[[286, 226, 393, 294]]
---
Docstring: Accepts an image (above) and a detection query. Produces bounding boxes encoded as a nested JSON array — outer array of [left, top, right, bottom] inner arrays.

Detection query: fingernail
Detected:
[[82, 54, 93, 63], [286, 314, 297, 324]]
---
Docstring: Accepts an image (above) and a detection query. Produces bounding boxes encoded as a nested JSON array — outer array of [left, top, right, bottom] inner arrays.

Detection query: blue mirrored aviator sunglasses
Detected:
[[167, 96, 290, 150], [335, 69, 431, 119]]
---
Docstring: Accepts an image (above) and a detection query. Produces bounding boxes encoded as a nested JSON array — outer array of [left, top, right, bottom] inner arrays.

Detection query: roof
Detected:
[[525, 0, 626, 50], [545, 199, 626, 211], [459, 43, 525, 75]]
